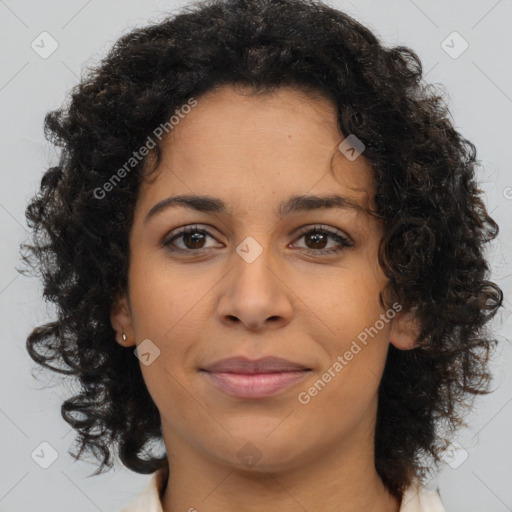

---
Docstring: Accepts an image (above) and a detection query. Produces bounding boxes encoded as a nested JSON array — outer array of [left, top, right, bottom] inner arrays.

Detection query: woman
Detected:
[[21, 0, 503, 510]]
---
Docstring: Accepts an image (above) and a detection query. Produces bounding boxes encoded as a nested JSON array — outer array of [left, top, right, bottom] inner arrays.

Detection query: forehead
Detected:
[[167, 84, 340, 150], [137, 85, 375, 214]]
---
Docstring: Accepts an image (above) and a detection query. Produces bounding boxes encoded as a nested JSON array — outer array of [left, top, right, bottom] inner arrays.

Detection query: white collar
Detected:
[[120, 468, 446, 512]]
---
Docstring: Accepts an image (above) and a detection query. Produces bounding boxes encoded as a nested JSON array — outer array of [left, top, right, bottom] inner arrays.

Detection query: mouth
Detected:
[[200, 356, 312, 399], [201, 370, 311, 399]]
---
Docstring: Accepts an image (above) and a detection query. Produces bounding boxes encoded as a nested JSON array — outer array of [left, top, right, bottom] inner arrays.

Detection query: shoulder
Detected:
[[120, 467, 168, 512], [400, 478, 446, 512]]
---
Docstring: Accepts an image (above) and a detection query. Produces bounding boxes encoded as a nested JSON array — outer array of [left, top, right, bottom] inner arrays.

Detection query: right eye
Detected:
[[162, 225, 222, 253]]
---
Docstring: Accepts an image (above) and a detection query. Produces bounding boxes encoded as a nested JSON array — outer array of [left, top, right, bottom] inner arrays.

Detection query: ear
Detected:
[[110, 293, 136, 347], [389, 308, 421, 350]]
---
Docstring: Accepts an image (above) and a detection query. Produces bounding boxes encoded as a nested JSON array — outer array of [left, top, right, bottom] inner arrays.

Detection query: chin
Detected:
[[206, 434, 306, 473]]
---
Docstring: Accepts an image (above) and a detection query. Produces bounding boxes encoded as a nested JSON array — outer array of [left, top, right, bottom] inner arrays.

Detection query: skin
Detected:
[[111, 84, 420, 512]]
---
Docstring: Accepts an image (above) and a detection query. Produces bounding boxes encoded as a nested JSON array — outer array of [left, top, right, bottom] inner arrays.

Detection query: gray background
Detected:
[[1, 0, 511, 510]]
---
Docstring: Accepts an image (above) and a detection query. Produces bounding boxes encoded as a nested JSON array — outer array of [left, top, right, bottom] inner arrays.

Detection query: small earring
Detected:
[[122, 332, 127, 342]]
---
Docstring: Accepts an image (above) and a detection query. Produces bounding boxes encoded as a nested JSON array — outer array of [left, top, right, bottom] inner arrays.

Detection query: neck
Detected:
[[159, 421, 401, 512]]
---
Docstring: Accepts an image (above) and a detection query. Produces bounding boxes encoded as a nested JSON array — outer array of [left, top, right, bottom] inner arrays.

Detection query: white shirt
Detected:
[[120, 468, 446, 511]]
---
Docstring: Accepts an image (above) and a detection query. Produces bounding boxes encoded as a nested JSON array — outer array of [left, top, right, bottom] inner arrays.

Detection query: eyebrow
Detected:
[[144, 193, 368, 224]]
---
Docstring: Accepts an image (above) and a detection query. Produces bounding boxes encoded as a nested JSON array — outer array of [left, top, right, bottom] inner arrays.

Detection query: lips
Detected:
[[200, 356, 311, 399], [201, 356, 311, 373]]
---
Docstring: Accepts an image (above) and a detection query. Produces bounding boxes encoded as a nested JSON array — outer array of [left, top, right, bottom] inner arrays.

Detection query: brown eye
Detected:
[[304, 231, 329, 250], [163, 226, 219, 252], [162, 224, 353, 256], [180, 230, 207, 249], [292, 225, 353, 255]]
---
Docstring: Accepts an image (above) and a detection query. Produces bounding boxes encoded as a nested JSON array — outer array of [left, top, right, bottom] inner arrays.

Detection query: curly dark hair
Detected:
[[20, 0, 503, 500]]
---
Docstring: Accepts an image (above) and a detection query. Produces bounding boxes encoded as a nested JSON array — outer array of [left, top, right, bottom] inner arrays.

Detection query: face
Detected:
[[111, 85, 418, 474]]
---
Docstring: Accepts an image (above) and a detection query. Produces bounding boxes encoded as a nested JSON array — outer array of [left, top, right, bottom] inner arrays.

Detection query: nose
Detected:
[[216, 241, 294, 332]]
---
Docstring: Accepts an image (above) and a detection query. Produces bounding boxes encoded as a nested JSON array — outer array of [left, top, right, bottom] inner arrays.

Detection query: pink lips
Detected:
[[201, 356, 311, 399]]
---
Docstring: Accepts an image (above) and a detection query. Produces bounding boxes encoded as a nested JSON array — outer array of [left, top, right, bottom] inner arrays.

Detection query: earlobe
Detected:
[[389, 309, 421, 350], [110, 294, 136, 347]]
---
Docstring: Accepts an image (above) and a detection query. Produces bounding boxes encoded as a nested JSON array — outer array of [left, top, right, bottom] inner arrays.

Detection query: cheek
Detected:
[[128, 253, 205, 336], [305, 273, 391, 413], [312, 265, 385, 340], [297, 327, 390, 437]]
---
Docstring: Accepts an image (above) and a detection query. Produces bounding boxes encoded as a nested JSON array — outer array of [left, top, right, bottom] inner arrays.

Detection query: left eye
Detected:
[[162, 224, 353, 255], [293, 225, 353, 254]]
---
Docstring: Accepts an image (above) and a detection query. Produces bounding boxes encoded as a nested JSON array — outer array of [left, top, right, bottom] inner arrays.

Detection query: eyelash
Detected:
[[162, 224, 353, 256]]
